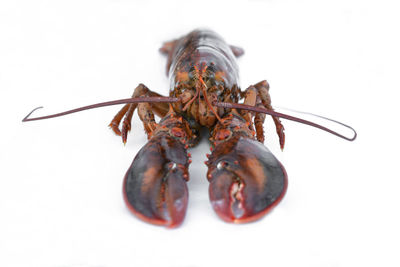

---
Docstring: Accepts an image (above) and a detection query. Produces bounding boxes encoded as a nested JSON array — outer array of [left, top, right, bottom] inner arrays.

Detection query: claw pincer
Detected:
[[207, 115, 288, 223], [123, 114, 194, 228]]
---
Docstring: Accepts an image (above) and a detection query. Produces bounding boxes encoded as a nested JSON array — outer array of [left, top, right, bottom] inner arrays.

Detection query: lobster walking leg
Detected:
[[243, 81, 285, 149], [109, 83, 169, 143], [137, 102, 158, 138], [254, 98, 267, 143], [206, 114, 288, 223], [121, 104, 135, 142], [123, 112, 196, 228]]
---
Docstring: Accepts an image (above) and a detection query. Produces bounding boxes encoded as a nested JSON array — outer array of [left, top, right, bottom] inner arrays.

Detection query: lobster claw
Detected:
[[123, 132, 190, 228], [207, 134, 288, 223]]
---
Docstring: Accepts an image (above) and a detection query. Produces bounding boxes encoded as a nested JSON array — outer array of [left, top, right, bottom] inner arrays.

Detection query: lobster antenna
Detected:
[[22, 96, 179, 122], [214, 101, 357, 141]]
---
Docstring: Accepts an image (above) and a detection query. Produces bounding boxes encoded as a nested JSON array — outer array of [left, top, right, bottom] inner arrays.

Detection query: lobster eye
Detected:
[[188, 66, 196, 80], [207, 63, 216, 73], [205, 64, 216, 79]]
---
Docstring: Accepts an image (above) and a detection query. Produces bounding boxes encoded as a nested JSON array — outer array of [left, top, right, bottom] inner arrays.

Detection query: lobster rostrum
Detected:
[[23, 30, 356, 228]]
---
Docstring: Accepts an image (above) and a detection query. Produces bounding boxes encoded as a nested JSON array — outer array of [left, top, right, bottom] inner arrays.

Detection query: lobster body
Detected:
[[23, 30, 356, 227], [121, 30, 287, 227]]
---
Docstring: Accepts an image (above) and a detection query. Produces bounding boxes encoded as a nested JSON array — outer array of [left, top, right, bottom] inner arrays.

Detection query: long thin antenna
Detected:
[[22, 96, 179, 122], [22, 96, 357, 142], [214, 101, 357, 141]]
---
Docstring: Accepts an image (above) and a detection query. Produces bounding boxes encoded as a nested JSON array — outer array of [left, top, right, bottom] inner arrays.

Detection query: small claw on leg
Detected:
[[109, 121, 122, 136], [109, 103, 130, 136], [121, 104, 134, 144], [121, 124, 129, 145], [277, 124, 285, 150]]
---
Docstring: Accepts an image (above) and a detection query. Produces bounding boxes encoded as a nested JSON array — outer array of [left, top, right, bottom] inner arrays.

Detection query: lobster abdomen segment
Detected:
[[207, 134, 288, 223]]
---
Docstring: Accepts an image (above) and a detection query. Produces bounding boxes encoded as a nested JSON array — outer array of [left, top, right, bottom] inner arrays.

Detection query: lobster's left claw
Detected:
[[207, 134, 288, 223], [123, 133, 190, 228]]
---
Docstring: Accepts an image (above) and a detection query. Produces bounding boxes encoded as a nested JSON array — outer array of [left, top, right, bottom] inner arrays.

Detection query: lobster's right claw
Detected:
[[206, 134, 288, 223]]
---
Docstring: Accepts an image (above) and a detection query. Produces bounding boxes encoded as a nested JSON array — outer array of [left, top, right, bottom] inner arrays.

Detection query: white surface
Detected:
[[1, 0, 399, 266]]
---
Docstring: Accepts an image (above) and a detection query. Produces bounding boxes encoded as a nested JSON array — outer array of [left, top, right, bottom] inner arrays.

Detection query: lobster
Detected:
[[23, 29, 356, 228]]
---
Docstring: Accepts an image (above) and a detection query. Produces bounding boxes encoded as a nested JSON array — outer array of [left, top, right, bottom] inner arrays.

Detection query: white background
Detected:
[[1, 0, 399, 266]]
